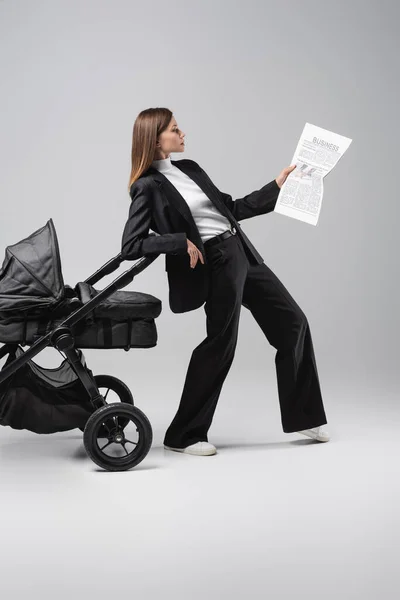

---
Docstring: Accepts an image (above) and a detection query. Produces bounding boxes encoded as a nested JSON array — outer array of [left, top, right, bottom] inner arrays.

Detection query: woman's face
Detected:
[[156, 117, 186, 157]]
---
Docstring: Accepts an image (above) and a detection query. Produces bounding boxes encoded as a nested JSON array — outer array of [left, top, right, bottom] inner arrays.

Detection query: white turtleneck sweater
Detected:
[[150, 156, 232, 243]]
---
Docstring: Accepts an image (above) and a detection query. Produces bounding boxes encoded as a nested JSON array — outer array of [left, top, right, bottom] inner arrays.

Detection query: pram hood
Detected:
[[0, 219, 64, 312]]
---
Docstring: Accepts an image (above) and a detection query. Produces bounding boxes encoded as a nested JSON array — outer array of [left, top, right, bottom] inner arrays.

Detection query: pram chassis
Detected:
[[0, 243, 160, 472]]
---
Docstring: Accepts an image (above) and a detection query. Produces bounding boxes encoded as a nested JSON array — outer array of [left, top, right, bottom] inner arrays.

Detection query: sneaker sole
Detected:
[[298, 430, 330, 442], [164, 444, 217, 456]]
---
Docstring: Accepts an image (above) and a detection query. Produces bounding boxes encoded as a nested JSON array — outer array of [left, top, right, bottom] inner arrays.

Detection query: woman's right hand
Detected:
[[187, 239, 204, 269], [275, 164, 297, 188]]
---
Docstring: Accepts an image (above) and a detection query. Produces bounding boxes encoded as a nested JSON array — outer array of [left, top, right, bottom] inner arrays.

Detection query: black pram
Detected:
[[0, 219, 162, 471]]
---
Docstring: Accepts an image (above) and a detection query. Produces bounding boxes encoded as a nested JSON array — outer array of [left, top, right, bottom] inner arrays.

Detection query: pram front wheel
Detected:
[[83, 402, 152, 471], [94, 374, 134, 405], [79, 374, 134, 435]]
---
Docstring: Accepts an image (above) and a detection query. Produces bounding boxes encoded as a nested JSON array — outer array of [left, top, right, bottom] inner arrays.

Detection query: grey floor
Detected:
[[0, 379, 398, 600]]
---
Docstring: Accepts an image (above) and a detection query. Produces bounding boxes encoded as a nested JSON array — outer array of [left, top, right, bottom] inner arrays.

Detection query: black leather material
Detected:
[[0, 220, 162, 348], [74, 282, 161, 320], [203, 229, 236, 250]]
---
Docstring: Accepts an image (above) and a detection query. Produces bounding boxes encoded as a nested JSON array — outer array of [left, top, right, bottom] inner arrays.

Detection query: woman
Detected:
[[121, 107, 329, 456]]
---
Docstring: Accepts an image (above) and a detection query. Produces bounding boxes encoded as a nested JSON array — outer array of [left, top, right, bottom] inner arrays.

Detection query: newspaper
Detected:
[[274, 123, 352, 226]]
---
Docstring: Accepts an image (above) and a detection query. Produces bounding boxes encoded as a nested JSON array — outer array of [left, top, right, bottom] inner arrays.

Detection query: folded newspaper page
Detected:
[[274, 123, 352, 226]]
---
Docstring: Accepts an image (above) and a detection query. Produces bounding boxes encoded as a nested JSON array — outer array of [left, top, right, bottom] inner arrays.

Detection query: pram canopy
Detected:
[[0, 219, 162, 349], [0, 219, 64, 313]]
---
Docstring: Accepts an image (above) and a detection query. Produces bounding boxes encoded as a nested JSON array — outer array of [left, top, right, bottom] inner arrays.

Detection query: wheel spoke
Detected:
[[121, 442, 129, 456], [103, 388, 111, 401], [100, 440, 113, 451], [101, 420, 113, 435], [124, 439, 138, 446]]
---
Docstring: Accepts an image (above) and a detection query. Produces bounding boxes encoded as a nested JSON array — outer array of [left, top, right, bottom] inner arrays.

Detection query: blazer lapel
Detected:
[[173, 160, 234, 221], [146, 166, 195, 226], [143, 161, 233, 227]]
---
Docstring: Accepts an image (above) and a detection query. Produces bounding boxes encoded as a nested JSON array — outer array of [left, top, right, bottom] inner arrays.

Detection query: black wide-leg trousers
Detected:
[[163, 232, 328, 449]]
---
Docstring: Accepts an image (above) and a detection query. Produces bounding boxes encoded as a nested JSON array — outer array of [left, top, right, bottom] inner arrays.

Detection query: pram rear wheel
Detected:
[[83, 402, 152, 471], [80, 374, 134, 435]]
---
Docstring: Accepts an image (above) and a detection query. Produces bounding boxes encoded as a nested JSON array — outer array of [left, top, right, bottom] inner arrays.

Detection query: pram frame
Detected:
[[0, 246, 159, 411]]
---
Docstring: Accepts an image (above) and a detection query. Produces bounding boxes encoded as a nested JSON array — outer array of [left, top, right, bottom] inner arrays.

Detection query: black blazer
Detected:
[[121, 159, 280, 313]]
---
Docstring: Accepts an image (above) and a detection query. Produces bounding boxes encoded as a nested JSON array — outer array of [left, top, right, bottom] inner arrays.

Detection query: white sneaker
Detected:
[[164, 441, 217, 455], [297, 425, 330, 442]]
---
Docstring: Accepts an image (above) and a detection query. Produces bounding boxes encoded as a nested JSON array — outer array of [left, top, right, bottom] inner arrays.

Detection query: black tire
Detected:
[[83, 402, 153, 472], [79, 374, 134, 434], [94, 375, 134, 406]]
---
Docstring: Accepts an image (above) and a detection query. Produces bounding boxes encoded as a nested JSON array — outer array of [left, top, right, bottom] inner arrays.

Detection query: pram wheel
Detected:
[[83, 402, 152, 471], [94, 374, 134, 406], [79, 374, 134, 435]]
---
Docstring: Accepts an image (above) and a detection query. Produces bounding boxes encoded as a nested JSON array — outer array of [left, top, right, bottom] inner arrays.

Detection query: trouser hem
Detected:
[[282, 419, 327, 433]]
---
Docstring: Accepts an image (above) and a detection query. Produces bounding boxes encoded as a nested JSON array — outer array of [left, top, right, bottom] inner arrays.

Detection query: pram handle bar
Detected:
[[84, 253, 123, 286], [83, 233, 159, 287]]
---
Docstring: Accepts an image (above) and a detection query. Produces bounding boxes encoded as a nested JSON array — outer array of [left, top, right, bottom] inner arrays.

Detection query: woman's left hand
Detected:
[[275, 164, 296, 188]]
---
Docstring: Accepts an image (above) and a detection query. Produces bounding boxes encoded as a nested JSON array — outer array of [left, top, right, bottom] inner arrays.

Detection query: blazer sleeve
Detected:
[[193, 160, 281, 222], [121, 179, 188, 261]]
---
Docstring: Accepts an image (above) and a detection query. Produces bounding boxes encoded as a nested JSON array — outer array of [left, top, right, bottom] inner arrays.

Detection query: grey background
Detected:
[[0, 0, 398, 598]]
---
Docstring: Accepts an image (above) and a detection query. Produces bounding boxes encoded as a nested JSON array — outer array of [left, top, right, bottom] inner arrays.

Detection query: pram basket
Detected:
[[0, 219, 163, 471]]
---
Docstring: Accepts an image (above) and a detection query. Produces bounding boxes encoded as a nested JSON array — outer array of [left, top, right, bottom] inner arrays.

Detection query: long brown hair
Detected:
[[127, 107, 173, 191]]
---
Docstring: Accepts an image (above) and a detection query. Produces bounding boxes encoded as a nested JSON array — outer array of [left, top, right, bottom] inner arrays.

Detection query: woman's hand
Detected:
[[275, 164, 297, 188], [187, 239, 204, 269]]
